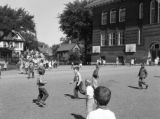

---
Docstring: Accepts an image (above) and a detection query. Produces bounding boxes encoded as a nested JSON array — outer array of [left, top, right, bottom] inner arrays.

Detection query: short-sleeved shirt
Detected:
[[86, 86, 94, 99], [87, 108, 116, 119]]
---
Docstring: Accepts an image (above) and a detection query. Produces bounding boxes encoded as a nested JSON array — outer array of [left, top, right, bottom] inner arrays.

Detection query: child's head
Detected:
[[74, 66, 79, 72], [94, 86, 111, 106], [141, 63, 145, 68], [95, 64, 99, 69], [85, 79, 92, 86]]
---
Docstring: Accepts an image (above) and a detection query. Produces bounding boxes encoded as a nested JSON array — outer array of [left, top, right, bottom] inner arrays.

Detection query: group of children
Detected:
[[71, 64, 116, 119], [70, 62, 149, 119]]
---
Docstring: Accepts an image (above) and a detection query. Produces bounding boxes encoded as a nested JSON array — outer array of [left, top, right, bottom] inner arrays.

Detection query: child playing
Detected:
[[87, 86, 116, 119], [92, 64, 100, 89], [138, 63, 148, 89], [71, 66, 85, 98], [28, 61, 35, 79], [33, 61, 49, 107], [85, 79, 94, 114]]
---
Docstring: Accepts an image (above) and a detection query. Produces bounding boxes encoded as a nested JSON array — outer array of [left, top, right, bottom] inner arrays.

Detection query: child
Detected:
[[138, 63, 148, 89], [87, 86, 116, 119], [85, 79, 94, 114], [28, 61, 35, 79], [92, 64, 100, 89], [72, 66, 85, 98], [33, 62, 49, 106]]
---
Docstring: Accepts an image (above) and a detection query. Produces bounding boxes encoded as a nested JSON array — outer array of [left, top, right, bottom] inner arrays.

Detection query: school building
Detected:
[[87, 0, 160, 64]]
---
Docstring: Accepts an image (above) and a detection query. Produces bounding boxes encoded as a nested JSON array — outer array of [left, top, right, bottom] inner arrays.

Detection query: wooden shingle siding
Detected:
[[125, 27, 138, 44], [143, 24, 160, 38]]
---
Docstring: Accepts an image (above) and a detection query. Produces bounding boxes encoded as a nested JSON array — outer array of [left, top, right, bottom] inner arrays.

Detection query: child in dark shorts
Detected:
[[33, 62, 49, 106]]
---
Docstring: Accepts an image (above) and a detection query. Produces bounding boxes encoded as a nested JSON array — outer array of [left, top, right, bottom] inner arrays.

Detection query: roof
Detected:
[[57, 43, 78, 52], [2, 31, 25, 42], [86, 0, 121, 8], [38, 47, 53, 56]]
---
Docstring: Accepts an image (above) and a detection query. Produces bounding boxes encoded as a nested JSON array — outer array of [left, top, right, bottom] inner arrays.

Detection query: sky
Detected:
[[0, 0, 75, 46]]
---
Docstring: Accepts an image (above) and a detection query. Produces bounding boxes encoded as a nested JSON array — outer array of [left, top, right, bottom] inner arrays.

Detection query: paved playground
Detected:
[[0, 65, 160, 119]]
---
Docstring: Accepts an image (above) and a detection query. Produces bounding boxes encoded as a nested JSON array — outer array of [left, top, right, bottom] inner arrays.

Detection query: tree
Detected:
[[69, 50, 81, 64], [59, 0, 92, 64], [0, 5, 36, 34], [20, 32, 38, 50]]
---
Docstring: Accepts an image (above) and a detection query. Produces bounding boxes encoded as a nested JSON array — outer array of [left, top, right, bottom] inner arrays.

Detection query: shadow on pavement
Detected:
[[71, 113, 85, 119], [64, 94, 86, 99], [128, 86, 141, 90]]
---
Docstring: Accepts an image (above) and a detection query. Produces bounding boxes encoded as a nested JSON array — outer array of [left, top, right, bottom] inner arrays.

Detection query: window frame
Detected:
[[117, 31, 125, 46], [150, 0, 156, 24], [108, 32, 116, 46], [119, 8, 126, 22], [139, 3, 143, 19], [110, 9, 117, 24], [100, 31, 106, 46], [101, 12, 108, 25], [158, 2, 160, 23]]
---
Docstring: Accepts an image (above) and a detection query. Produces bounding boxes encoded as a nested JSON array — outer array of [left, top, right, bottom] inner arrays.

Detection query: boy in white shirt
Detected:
[[85, 79, 94, 114], [87, 86, 116, 119]]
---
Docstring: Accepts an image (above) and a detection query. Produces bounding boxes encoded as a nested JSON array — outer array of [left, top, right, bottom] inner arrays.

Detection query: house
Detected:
[[87, 0, 160, 64], [56, 43, 81, 64], [0, 30, 25, 62]]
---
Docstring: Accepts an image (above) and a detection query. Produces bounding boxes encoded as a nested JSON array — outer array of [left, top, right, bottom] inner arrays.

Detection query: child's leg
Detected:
[[41, 88, 49, 102], [78, 82, 85, 95], [141, 79, 148, 89], [37, 88, 43, 101], [32, 71, 34, 78], [28, 69, 31, 78], [138, 78, 143, 88], [74, 85, 79, 98]]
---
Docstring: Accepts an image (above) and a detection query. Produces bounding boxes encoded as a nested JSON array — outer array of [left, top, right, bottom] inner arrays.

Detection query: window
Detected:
[[100, 31, 106, 46], [150, 0, 156, 24], [101, 12, 107, 25], [139, 3, 143, 19], [109, 32, 116, 46], [158, 2, 160, 23], [3, 42, 7, 47], [110, 10, 116, 23], [20, 43, 22, 48], [15, 42, 19, 48], [138, 29, 141, 45], [119, 8, 126, 22], [118, 31, 125, 46]]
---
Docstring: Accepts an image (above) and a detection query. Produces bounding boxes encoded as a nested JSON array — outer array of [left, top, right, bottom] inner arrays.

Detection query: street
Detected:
[[0, 65, 160, 119]]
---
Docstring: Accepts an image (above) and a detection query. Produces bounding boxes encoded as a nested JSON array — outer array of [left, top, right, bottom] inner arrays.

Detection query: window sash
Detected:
[[110, 10, 116, 23], [119, 8, 126, 22], [138, 29, 141, 45], [139, 3, 143, 19], [118, 32, 124, 45], [101, 32, 105, 46], [158, 3, 160, 23], [101, 12, 107, 25], [150, 0, 156, 24]]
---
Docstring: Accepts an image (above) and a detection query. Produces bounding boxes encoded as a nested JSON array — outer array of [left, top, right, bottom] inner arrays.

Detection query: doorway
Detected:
[[150, 43, 160, 61]]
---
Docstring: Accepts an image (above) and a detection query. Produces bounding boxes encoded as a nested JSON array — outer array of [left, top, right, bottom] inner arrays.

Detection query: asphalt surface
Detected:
[[0, 65, 160, 119]]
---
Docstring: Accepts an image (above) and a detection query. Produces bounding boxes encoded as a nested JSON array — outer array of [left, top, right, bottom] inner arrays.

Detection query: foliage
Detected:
[[69, 50, 81, 64], [59, 0, 93, 64], [59, 0, 92, 40], [0, 5, 35, 33], [20, 32, 38, 50]]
